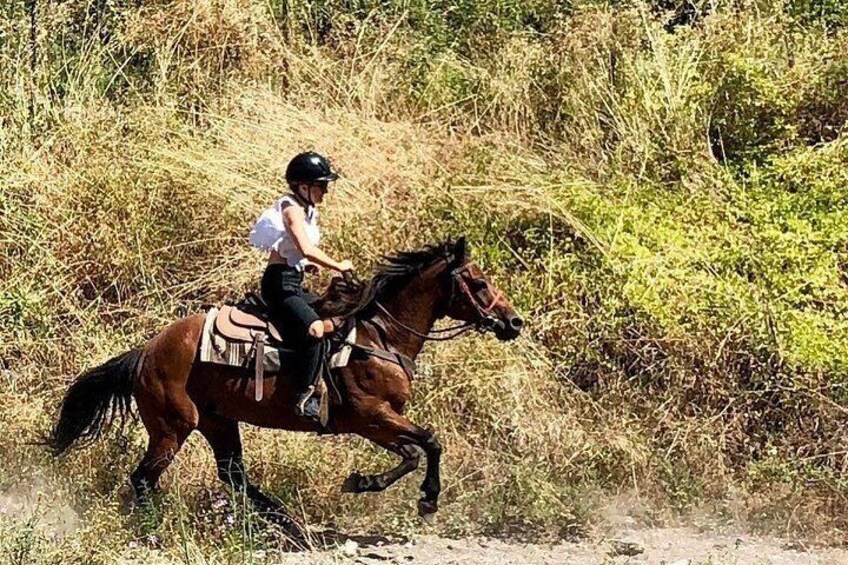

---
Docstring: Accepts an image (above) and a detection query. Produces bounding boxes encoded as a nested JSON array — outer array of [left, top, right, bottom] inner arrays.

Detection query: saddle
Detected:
[[215, 304, 284, 344], [200, 294, 354, 422], [199, 293, 416, 425]]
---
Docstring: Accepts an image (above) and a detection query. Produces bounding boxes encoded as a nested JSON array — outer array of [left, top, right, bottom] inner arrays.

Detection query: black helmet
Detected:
[[285, 151, 339, 184]]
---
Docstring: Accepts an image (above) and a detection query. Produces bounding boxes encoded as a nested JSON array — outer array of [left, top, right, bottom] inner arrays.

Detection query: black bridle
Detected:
[[370, 257, 505, 342]]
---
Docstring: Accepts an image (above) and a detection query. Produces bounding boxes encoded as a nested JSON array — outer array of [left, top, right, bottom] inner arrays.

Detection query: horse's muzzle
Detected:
[[484, 315, 523, 341]]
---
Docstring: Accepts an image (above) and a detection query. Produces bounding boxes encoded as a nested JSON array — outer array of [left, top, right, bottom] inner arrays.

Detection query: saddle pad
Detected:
[[201, 306, 356, 371]]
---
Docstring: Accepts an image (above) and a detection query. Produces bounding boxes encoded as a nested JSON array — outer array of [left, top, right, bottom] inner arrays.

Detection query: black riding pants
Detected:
[[260, 264, 322, 392]]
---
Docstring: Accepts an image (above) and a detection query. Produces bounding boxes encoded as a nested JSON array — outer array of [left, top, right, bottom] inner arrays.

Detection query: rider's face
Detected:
[[312, 181, 329, 204], [296, 181, 329, 204]]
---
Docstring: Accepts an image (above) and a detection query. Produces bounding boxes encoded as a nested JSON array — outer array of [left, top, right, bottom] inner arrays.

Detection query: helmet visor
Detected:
[[313, 172, 339, 182]]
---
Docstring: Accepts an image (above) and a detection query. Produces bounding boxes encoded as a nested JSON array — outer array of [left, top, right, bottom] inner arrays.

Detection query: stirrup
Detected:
[[295, 386, 320, 420]]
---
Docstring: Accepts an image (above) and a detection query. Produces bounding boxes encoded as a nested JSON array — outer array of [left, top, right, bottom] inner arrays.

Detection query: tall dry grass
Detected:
[[2, 0, 848, 562]]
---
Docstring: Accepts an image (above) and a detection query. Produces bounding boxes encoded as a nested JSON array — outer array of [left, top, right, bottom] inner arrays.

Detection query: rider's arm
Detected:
[[281, 205, 350, 272]]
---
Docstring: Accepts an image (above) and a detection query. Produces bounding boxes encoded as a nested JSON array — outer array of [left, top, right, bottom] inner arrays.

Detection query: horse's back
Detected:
[[143, 313, 206, 368]]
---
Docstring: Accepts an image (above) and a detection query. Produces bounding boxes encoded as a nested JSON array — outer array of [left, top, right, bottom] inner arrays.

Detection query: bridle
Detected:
[[446, 262, 505, 320], [372, 256, 506, 342]]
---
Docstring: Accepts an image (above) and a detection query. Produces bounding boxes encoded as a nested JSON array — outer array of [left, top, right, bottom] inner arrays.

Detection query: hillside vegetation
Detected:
[[1, 0, 848, 562]]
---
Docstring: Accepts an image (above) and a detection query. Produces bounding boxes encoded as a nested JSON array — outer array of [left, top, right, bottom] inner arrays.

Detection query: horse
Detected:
[[46, 237, 524, 540]]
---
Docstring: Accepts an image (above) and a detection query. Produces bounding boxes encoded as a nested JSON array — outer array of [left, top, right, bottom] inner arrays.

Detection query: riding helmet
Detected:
[[285, 152, 339, 184]]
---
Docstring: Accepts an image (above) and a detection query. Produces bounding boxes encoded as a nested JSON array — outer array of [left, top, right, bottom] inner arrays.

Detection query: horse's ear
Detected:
[[451, 236, 468, 266]]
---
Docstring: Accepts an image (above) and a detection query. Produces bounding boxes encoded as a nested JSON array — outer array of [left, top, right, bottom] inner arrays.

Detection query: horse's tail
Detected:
[[45, 348, 144, 456]]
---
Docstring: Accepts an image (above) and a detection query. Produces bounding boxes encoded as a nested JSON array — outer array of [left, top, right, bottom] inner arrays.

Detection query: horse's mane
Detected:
[[315, 241, 454, 319]]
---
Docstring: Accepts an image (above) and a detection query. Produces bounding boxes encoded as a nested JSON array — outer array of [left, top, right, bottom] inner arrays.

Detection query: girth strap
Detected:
[[347, 342, 416, 380], [352, 318, 417, 380]]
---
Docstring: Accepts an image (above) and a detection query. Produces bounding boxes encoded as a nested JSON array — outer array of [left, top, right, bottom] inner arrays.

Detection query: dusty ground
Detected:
[[4, 478, 848, 564], [289, 530, 848, 564]]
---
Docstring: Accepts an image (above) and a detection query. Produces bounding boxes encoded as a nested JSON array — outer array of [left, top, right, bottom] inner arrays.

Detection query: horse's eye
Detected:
[[470, 279, 488, 293]]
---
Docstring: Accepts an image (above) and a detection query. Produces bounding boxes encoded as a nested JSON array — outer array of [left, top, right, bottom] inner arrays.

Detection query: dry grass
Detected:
[[3, 0, 848, 562]]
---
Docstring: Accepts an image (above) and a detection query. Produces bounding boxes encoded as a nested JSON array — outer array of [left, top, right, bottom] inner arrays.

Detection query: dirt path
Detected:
[[294, 529, 848, 564], [4, 477, 847, 563]]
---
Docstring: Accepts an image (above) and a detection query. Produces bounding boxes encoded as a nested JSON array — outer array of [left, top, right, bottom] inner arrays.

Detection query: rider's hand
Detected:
[[307, 319, 325, 339], [335, 260, 354, 273]]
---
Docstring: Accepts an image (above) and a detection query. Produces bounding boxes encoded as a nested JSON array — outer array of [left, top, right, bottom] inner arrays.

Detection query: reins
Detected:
[[337, 254, 505, 381], [342, 270, 475, 343], [374, 302, 476, 341]]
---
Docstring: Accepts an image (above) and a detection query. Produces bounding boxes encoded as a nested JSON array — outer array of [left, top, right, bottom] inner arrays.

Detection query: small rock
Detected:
[[343, 539, 359, 557], [782, 541, 806, 552], [669, 559, 691, 565], [361, 552, 389, 561], [609, 540, 644, 557]]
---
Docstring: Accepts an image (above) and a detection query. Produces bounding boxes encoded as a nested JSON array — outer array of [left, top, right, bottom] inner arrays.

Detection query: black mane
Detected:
[[315, 241, 454, 318]]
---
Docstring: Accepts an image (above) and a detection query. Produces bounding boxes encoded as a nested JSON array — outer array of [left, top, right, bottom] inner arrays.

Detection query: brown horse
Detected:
[[46, 237, 523, 538]]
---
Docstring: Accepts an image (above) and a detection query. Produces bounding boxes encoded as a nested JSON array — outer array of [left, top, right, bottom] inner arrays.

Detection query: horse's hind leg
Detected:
[[196, 413, 306, 540], [130, 383, 199, 504], [341, 444, 420, 493], [129, 314, 203, 505], [129, 418, 195, 505]]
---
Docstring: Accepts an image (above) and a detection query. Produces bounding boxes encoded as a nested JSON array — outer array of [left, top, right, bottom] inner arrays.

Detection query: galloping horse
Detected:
[[46, 237, 523, 538]]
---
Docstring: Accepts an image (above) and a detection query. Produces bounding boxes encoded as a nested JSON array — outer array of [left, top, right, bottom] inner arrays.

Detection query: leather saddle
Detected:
[[213, 292, 337, 345], [215, 303, 284, 344], [208, 293, 350, 409]]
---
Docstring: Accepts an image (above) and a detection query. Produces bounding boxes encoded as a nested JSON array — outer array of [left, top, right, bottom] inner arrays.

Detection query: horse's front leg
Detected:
[[414, 427, 442, 519], [342, 444, 420, 493], [352, 407, 442, 520]]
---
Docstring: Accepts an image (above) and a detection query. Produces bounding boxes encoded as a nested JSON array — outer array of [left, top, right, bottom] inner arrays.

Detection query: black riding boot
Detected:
[[294, 337, 323, 420]]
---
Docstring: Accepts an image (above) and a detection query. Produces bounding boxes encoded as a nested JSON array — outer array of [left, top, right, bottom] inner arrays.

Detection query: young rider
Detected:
[[249, 151, 354, 419]]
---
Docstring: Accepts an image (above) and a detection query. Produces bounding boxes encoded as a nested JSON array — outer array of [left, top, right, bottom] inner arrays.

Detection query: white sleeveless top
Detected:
[[249, 195, 320, 270]]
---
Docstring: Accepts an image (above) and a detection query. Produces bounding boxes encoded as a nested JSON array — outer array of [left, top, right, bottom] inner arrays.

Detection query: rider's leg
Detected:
[[279, 294, 324, 418], [261, 265, 326, 419]]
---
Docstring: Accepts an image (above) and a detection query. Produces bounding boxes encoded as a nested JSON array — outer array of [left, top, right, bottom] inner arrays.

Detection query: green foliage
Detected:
[[786, 0, 848, 29], [0, 522, 39, 565], [710, 51, 800, 162]]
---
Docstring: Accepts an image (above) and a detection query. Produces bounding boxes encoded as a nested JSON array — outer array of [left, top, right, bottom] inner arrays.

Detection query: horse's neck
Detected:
[[372, 270, 444, 360]]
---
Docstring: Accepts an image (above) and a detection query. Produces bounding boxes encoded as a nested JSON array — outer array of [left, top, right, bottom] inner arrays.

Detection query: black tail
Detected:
[[46, 349, 143, 456]]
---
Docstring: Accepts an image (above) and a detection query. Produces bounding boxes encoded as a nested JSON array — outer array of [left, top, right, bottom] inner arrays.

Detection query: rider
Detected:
[[249, 151, 354, 419]]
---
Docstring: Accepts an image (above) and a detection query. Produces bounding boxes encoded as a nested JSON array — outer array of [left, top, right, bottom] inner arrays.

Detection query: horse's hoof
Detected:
[[259, 511, 308, 543], [342, 472, 363, 493], [417, 499, 438, 523]]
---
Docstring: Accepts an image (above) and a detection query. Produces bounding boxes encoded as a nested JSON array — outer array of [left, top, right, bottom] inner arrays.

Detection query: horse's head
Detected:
[[440, 237, 524, 341]]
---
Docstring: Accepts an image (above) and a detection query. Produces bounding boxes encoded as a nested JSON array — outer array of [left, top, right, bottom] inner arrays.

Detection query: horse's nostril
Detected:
[[510, 316, 524, 330]]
